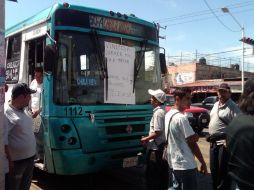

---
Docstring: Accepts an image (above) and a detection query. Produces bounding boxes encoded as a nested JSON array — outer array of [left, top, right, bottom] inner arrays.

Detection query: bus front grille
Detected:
[[107, 135, 142, 142], [105, 124, 145, 135]]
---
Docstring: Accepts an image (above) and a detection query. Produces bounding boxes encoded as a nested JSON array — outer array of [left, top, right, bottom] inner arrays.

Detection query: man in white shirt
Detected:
[[4, 83, 36, 190], [30, 67, 44, 163], [30, 67, 43, 120], [165, 87, 207, 190], [141, 89, 167, 190]]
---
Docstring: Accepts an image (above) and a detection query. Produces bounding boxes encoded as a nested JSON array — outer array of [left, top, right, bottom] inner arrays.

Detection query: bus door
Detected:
[[26, 37, 45, 84]]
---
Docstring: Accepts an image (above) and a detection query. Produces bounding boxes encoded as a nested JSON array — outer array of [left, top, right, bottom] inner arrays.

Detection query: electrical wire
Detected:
[[155, 1, 254, 23], [203, 0, 240, 32], [163, 8, 254, 26], [155, 1, 254, 28]]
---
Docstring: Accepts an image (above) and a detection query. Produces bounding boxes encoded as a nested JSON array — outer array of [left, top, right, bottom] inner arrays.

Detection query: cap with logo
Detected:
[[218, 83, 231, 91], [148, 89, 166, 103], [12, 83, 36, 99]]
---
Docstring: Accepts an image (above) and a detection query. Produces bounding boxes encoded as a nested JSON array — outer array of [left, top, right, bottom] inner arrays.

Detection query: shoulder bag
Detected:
[[162, 111, 179, 161]]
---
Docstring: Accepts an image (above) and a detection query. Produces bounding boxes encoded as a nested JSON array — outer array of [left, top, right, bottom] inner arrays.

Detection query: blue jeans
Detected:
[[172, 168, 198, 190]]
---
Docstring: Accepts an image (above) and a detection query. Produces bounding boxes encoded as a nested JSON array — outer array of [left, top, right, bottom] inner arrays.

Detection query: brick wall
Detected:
[[167, 63, 254, 86]]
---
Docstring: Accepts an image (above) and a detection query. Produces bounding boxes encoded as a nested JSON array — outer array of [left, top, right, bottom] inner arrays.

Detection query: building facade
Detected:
[[167, 62, 254, 87], [166, 62, 254, 102]]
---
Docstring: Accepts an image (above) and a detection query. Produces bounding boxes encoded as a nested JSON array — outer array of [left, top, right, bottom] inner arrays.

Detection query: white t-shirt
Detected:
[[147, 106, 166, 150], [4, 104, 36, 161], [165, 108, 197, 170], [30, 79, 42, 112]]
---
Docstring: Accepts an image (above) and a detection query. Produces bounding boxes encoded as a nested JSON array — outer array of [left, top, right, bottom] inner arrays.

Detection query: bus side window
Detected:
[[27, 37, 45, 82], [6, 33, 22, 82], [7, 34, 21, 61]]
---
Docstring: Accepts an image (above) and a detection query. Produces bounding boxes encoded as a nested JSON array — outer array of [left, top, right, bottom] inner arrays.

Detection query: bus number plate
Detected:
[[64, 107, 83, 116], [123, 157, 138, 168]]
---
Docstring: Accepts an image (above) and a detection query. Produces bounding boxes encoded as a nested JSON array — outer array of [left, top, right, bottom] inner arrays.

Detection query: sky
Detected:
[[5, 0, 254, 70]]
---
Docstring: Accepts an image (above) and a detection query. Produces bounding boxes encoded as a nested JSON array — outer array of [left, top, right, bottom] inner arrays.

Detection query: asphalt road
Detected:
[[30, 130, 212, 190]]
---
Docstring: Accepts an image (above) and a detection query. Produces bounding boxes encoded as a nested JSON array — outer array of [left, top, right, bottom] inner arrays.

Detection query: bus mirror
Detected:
[[44, 44, 57, 72], [159, 53, 167, 74]]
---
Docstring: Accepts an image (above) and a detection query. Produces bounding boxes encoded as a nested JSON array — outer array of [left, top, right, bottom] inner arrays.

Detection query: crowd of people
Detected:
[[142, 79, 254, 190], [2, 68, 254, 190]]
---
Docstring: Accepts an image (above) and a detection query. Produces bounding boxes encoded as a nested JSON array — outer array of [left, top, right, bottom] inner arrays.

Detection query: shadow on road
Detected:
[[32, 166, 213, 190], [32, 167, 145, 190]]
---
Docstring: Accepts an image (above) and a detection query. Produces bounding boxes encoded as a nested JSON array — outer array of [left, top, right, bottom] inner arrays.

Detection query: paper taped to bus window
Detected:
[[104, 42, 135, 104]]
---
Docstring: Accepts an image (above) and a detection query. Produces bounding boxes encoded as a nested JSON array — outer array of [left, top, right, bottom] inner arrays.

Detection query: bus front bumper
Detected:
[[50, 147, 145, 175]]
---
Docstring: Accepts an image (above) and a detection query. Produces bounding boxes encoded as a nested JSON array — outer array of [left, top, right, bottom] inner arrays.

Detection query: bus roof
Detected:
[[6, 3, 156, 37]]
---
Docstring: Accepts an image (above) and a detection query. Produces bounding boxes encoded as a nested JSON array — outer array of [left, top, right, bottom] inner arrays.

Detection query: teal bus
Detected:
[[5, 2, 166, 175]]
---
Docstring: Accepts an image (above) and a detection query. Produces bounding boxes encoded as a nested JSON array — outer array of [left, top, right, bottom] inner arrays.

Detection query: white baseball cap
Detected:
[[148, 89, 166, 103]]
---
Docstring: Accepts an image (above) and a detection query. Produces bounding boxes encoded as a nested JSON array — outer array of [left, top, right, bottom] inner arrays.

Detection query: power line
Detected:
[[158, 8, 254, 27], [155, 1, 254, 27], [168, 47, 253, 60], [203, 0, 240, 32], [155, 1, 254, 23]]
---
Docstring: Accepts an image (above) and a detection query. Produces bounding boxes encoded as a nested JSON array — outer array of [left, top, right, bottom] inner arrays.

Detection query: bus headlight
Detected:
[[61, 124, 71, 133]]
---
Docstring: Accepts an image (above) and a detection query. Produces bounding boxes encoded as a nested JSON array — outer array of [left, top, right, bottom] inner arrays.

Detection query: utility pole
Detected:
[[195, 49, 198, 63], [0, 0, 5, 188], [180, 52, 182, 64], [156, 23, 167, 39], [222, 7, 245, 92]]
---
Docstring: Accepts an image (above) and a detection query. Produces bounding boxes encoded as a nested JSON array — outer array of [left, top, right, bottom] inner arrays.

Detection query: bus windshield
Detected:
[[54, 31, 161, 105]]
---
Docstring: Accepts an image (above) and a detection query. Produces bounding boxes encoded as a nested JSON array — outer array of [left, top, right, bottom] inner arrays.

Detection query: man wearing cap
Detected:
[[4, 83, 37, 190], [208, 83, 241, 190], [141, 89, 167, 190]]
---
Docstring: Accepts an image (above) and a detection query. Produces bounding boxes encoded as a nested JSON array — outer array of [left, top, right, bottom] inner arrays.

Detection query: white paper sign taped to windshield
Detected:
[[104, 42, 135, 104]]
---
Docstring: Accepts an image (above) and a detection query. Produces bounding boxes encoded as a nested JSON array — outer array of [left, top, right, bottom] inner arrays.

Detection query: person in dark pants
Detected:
[[208, 83, 241, 190], [141, 89, 168, 190], [4, 83, 37, 190], [226, 78, 254, 190]]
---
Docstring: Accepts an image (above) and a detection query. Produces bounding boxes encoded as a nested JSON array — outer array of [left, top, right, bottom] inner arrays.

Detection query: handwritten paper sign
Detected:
[[104, 42, 135, 104]]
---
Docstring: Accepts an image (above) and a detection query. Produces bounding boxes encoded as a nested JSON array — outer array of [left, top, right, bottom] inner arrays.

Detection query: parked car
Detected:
[[191, 96, 218, 110], [165, 94, 210, 134]]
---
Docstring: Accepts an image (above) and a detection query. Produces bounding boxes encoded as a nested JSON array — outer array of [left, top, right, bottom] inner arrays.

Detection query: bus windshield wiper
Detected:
[[133, 40, 147, 92], [90, 30, 108, 99]]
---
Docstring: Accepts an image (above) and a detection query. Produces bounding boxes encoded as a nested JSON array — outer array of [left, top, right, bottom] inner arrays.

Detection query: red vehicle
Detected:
[[165, 95, 210, 134]]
